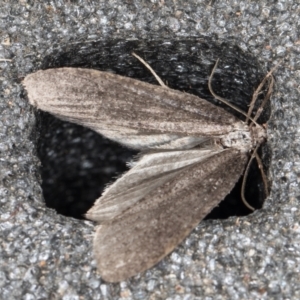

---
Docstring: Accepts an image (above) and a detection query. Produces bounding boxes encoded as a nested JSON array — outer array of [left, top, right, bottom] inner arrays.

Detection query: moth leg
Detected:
[[248, 59, 283, 123], [132, 52, 168, 88], [242, 60, 283, 209], [254, 151, 269, 198], [241, 143, 269, 211]]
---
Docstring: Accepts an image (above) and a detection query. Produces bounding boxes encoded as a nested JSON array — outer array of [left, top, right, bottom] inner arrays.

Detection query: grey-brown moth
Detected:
[[23, 54, 273, 283]]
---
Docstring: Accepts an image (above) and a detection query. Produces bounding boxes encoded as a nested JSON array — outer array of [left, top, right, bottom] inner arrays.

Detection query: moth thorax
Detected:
[[220, 122, 266, 153], [220, 128, 253, 153]]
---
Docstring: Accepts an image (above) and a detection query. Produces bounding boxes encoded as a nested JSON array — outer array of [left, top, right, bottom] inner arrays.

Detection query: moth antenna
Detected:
[[132, 52, 168, 88], [208, 59, 260, 127], [250, 75, 274, 125], [247, 74, 272, 123]]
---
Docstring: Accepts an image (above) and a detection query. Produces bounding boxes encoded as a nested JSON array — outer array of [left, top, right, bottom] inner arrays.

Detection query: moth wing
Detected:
[[23, 68, 241, 149], [86, 147, 223, 221], [91, 149, 248, 282]]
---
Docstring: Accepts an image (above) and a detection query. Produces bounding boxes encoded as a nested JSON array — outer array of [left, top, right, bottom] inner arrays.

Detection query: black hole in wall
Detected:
[[35, 38, 271, 220], [37, 115, 138, 219]]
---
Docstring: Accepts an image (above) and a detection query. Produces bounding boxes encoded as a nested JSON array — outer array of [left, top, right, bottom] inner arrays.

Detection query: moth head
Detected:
[[250, 125, 267, 147]]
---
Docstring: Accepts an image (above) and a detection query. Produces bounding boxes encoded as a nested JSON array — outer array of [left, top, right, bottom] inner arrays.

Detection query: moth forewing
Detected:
[[24, 68, 245, 148], [86, 147, 224, 222], [92, 149, 249, 282]]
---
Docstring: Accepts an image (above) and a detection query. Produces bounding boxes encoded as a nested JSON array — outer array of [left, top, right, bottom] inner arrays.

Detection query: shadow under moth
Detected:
[[23, 53, 275, 283]]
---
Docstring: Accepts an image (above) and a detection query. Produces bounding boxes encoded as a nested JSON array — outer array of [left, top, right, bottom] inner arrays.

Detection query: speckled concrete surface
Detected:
[[1, 1, 300, 299]]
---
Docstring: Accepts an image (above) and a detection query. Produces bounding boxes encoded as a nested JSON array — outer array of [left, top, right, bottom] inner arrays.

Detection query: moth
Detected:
[[23, 53, 274, 283]]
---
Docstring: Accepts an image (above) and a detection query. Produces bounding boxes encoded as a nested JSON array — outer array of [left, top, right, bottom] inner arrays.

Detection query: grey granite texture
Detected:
[[0, 0, 300, 299]]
